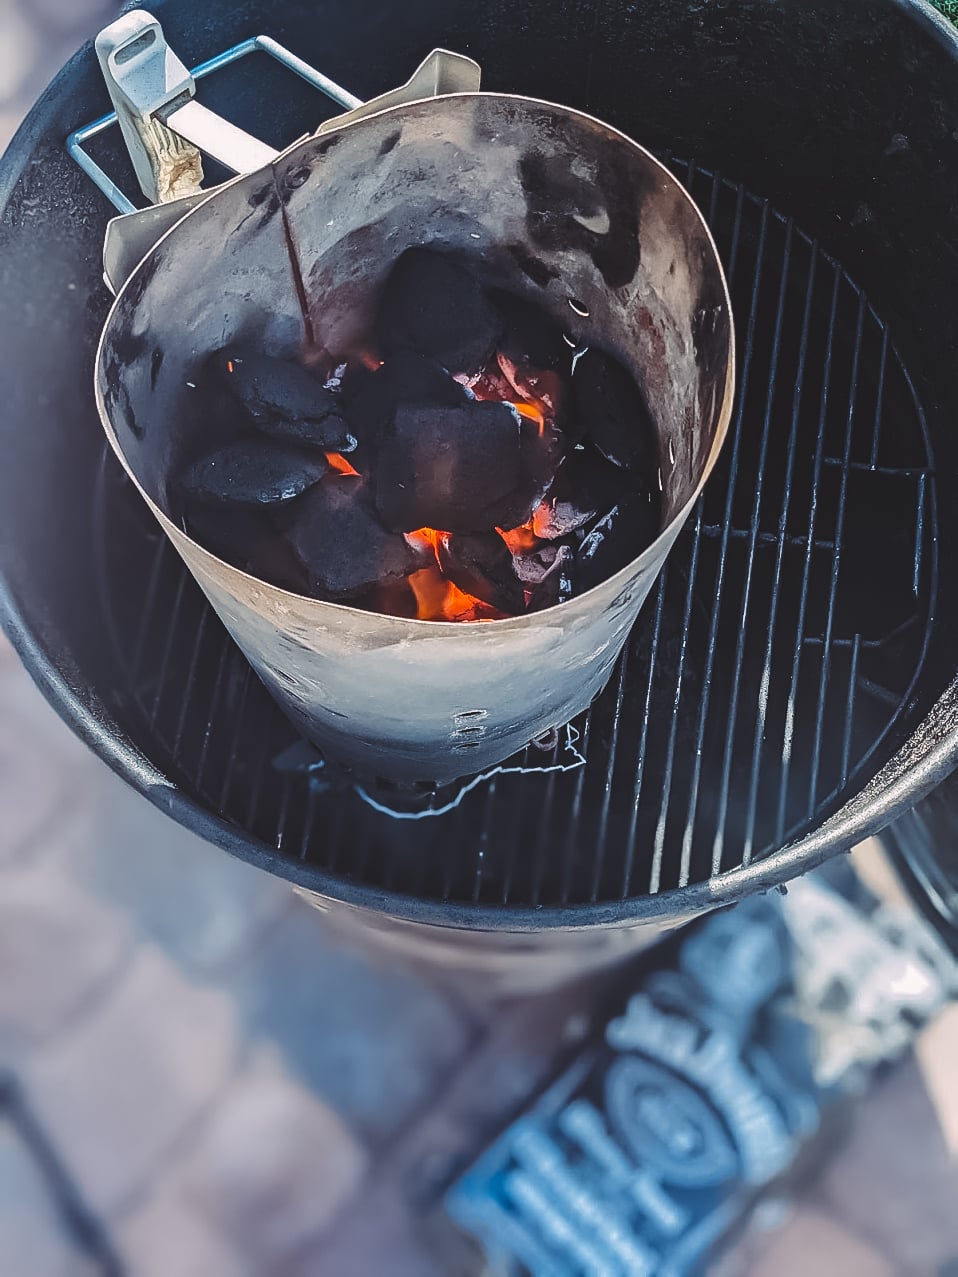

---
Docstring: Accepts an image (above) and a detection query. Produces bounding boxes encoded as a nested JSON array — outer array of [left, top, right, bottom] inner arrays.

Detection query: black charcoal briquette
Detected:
[[572, 347, 656, 471], [344, 351, 468, 448], [521, 543, 575, 612], [284, 473, 423, 599], [438, 532, 526, 613], [176, 440, 329, 507], [376, 248, 502, 374], [532, 447, 632, 540], [373, 400, 523, 533], [573, 489, 661, 592], [209, 347, 355, 450]]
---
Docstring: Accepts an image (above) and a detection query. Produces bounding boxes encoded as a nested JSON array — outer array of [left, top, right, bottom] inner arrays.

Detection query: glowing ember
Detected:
[[512, 401, 547, 437], [405, 526, 447, 560], [465, 358, 551, 438], [406, 566, 506, 622], [497, 351, 564, 424], [326, 452, 360, 476], [496, 519, 539, 556], [403, 528, 506, 620]]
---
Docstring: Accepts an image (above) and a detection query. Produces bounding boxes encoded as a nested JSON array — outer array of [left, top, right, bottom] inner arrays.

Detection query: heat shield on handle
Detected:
[[95, 11, 206, 205], [95, 11, 481, 293]]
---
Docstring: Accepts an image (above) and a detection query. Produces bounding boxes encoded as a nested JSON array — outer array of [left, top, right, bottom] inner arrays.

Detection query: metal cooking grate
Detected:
[[93, 158, 938, 907]]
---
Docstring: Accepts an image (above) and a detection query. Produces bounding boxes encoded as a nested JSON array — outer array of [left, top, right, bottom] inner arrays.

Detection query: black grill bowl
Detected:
[[2, 0, 958, 980]]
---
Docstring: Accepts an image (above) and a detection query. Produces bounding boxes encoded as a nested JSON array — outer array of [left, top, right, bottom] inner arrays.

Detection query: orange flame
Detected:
[[402, 528, 506, 620], [326, 452, 360, 476], [405, 527, 447, 561], [465, 356, 551, 438], [496, 519, 539, 556], [406, 568, 506, 622], [511, 400, 546, 436]]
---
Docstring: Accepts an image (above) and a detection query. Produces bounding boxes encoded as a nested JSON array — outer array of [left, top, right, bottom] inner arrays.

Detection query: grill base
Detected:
[[92, 159, 937, 911]]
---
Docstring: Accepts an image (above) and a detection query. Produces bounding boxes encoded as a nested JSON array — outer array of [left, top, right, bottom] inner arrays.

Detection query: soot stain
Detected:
[[240, 180, 283, 230], [108, 320, 148, 369], [121, 250, 161, 313], [519, 138, 647, 289], [507, 242, 559, 287], [378, 130, 402, 157], [105, 376, 143, 441], [691, 249, 731, 384], [149, 347, 164, 390]]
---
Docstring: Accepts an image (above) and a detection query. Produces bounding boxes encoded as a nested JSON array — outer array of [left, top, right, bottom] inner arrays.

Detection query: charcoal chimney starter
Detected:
[[95, 43, 733, 786]]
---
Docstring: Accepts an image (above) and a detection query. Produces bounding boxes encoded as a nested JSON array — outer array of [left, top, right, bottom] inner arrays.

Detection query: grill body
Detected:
[[2, 0, 958, 981]]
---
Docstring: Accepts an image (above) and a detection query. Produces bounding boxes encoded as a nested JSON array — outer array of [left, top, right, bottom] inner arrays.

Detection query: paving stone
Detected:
[[916, 1003, 958, 1158], [227, 902, 476, 1147], [0, 863, 132, 1055], [23, 945, 239, 1216], [383, 974, 607, 1209], [66, 768, 294, 975], [746, 1205, 896, 1277], [178, 1045, 368, 1269], [290, 1182, 446, 1277], [117, 1189, 248, 1277], [0, 641, 291, 973], [813, 1053, 958, 1275], [0, 1118, 98, 1277], [0, 667, 91, 871]]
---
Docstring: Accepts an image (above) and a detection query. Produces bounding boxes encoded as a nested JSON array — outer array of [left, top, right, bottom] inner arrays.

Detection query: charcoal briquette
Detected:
[[373, 400, 523, 533], [183, 502, 275, 569], [532, 447, 632, 540], [493, 291, 572, 374], [572, 347, 656, 471], [210, 346, 354, 450], [246, 535, 314, 594], [454, 359, 516, 402], [513, 416, 566, 517], [497, 352, 568, 427], [344, 351, 468, 449], [523, 543, 575, 612], [573, 489, 661, 592], [284, 473, 423, 599], [176, 440, 329, 507], [376, 248, 502, 374], [438, 531, 526, 613], [512, 540, 571, 587]]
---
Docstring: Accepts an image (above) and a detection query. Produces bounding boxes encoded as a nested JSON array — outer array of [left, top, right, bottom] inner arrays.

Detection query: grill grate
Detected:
[[93, 159, 938, 909]]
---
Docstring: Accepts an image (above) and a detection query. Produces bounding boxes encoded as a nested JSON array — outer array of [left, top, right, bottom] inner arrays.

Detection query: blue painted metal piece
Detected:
[[66, 35, 361, 214]]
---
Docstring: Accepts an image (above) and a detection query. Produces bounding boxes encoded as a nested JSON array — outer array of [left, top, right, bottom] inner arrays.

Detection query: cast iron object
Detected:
[[1, 0, 957, 986]]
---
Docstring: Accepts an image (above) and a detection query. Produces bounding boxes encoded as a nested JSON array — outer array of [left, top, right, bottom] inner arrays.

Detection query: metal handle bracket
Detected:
[[82, 15, 481, 292]]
